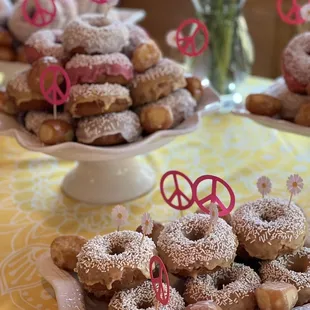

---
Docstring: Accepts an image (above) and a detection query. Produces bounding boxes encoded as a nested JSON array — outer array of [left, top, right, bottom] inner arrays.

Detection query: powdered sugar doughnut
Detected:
[[63, 14, 129, 55], [76, 231, 156, 299], [137, 89, 197, 134], [232, 198, 307, 260], [66, 83, 132, 118], [260, 247, 310, 306], [131, 58, 187, 106], [65, 53, 134, 86], [109, 280, 185, 310], [76, 111, 142, 146], [184, 263, 260, 310], [282, 33, 310, 94], [25, 29, 65, 64], [8, 0, 77, 43], [157, 214, 238, 277]]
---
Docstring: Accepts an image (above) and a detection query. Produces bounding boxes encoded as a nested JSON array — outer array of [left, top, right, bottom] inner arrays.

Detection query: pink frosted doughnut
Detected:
[[25, 29, 65, 64], [65, 53, 134, 86]]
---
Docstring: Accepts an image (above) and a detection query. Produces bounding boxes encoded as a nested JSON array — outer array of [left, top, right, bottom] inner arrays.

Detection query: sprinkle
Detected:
[[111, 205, 129, 231]]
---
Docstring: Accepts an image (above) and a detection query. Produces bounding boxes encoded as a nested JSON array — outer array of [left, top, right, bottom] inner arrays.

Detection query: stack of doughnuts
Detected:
[[2, 13, 203, 146], [246, 32, 310, 128]]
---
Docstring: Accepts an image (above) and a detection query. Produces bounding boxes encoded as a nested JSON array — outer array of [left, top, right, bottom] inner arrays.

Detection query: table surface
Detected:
[[1, 76, 310, 309]]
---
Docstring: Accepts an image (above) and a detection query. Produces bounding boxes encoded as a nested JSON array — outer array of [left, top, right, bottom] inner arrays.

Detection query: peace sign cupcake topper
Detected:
[[276, 0, 310, 25]]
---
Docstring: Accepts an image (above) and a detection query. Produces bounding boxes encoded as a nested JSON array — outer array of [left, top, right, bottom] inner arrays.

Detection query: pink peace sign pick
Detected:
[[160, 171, 195, 211], [91, 0, 108, 3], [22, 0, 56, 28], [192, 175, 235, 217], [150, 255, 170, 306], [176, 18, 209, 57], [276, 0, 310, 25], [40, 65, 71, 106]]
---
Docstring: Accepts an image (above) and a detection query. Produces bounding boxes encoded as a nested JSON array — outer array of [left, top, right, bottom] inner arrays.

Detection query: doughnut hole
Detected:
[[182, 228, 206, 242], [215, 276, 234, 290], [136, 300, 154, 309], [109, 244, 125, 255]]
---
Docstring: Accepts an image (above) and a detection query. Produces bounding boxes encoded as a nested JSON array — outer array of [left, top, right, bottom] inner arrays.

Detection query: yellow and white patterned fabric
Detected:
[[1, 77, 310, 309]]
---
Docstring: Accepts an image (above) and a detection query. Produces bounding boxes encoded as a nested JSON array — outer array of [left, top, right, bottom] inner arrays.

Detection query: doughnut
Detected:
[[183, 263, 261, 310], [0, 27, 13, 47], [130, 58, 187, 106], [65, 53, 134, 86], [245, 94, 282, 117], [66, 83, 132, 118], [7, 71, 50, 112], [282, 33, 310, 94], [231, 198, 308, 260], [136, 221, 165, 245], [76, 231, 157, 299], [28, 57, 63, 93], [50, 235, 87, 272], [0, 46, 15, 61], [295, 104, 310, 127], [25, 29, 65, 64], [8, 0, 77, 43], [137, 89, 197, 134], [185, 301, 223, 310], [63, 14, 129, 55], [108, 280, 185, 310], [157, 214, 238, 277], [255, 282, 298, 310], [185, 76, 204, 101], [16, 46, 28, 63], [25, 111, 73, 137], [0, 0, 12, 25], [76, 111, 142, 146], [123, 24, 149, 56], [260, 247, 310, 306]]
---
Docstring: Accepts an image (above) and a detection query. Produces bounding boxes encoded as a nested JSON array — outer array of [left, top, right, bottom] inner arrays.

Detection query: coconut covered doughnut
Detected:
[[184, 263, 260, 310], [137, 89, 197, 134], [232, 198, 307, 260], [76, 231, 157, 299], [63, 14, 129, 55], [65, 53, 134, 86], [109, 280, 185, 310], [260, 247, 310, 306], [157, 214, 238, 277], [131, 58, 187, 106], [25, 29, 65, 64], [76, 111, 142, 146], [66, 83, 132, 118]]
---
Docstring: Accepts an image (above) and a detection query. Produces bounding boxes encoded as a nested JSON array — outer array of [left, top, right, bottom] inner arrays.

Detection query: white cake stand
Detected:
[[0, 87, 220, 205]]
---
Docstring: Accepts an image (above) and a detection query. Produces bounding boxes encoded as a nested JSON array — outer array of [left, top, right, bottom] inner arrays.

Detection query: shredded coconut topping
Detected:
[[123, 24, 149, 56], [109, 280, 185, 310], [7, 70, 31, 94], [76, 111, 142, 143], [157, 214, 238, 268], [260, 247, 310, 290], [283, 33, 310, 84], [131, 58, 184, 88], [184, 263, 260, 306], [232, 198, 307, 243]]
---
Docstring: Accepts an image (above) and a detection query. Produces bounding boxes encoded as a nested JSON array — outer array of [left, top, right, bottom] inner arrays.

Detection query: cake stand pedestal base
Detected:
[[62, 158, 156, 205]]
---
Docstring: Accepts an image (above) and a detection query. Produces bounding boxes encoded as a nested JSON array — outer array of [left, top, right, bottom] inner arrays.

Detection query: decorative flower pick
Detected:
[[166, 30, 180, 48], [140, 213, 154, 245], [207, 203, 219, 235], [257, 176, 272, 198], [301, 3, 310, 22], [287, 174, 304, 206], [111, 205, 128, 231]]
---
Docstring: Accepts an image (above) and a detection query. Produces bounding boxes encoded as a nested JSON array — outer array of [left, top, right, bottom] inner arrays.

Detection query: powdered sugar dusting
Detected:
[[7, 70, 31, 94], [260, 247, 310, 290], [232, 198, 307, 243], [76, 110, 142, 143], [184, 263, 260, 306], [109, 280, 185, 310]]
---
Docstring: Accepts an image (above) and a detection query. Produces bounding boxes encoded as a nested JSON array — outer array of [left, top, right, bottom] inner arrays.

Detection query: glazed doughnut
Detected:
[[282, 33, 310, 94], [137, 89, 197, 134], [7, 71, 50, 112], [185, 301, 222, 310], [25, 29, 65, 64], [76, 231, 157, 299], [76, 111, 142, 146], [136, 221, 165, 245], [157, 214, 238, 277], [28, 57, 63, 93], [185, 76, 204, 101], [0, 0, 12, 25], [260, 247, 310, 306], [130, 58, 187, 106], [63, 14, 129, 55], [0, 46, 15, 61], [8, 0, 77, 43], [50, 235, 87, 272], [231, 198, 308, 260], [0, 27, 13, 47], [109, 280, 185, 310], [65, 53, 134, 86], [246, 94, 282, 117], [66, 83, 132, 118], [184, 263, 260, 310]]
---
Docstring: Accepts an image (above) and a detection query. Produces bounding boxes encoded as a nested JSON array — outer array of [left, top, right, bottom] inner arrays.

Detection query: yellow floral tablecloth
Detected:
[[2, 76, 310, 309]]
